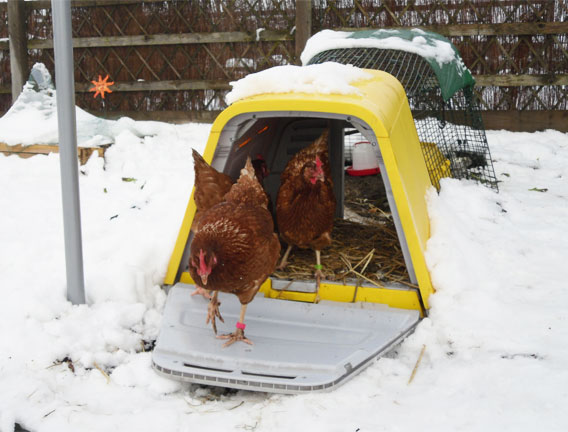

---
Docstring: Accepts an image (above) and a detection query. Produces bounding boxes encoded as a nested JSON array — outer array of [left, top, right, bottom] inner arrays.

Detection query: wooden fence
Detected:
[[1, 0, 567, 131]]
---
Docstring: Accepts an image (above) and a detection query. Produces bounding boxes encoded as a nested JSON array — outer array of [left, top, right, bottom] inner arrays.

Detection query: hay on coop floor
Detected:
[[272, 217, 415, 288]]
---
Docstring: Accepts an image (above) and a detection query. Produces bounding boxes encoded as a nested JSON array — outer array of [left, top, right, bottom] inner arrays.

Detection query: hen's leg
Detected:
[[191, 286, 212, 299], [314, 249, 323, 303], [277, 244, 293, 270], [206, 291, 224, 334], [218, 304, 253, 347]]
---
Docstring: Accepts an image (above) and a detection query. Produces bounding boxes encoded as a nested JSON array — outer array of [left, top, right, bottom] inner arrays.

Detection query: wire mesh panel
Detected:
[[308, 48, 498, 191]]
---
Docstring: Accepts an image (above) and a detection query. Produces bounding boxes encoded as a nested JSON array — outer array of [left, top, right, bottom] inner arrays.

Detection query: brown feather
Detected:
[[224, 157, 269, 209], [192, 149, 233, 216]]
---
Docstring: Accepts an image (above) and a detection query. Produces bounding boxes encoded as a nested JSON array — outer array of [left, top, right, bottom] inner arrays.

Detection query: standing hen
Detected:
[[190, 149, 270, 299], [276, 129, 336, 300], [188, 157, 280, 347]]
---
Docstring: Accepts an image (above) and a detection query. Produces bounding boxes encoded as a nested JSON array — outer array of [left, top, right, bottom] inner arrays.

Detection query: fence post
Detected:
[[295, 0, 312, 64], [7, 0, 29, 103]]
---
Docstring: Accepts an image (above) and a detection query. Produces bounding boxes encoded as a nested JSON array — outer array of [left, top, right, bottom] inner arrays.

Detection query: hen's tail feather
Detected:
[[309, 128, 329, 154], [192, 148, 207, 172], [192, 148, 234, 214], [224, 157, 269, 208]]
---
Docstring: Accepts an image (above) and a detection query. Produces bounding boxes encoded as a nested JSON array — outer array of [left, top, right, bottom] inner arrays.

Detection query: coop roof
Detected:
[[301, 28, 475, 101]]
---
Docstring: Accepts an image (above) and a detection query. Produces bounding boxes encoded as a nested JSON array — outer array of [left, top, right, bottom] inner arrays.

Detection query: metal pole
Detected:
[[52, 0, 86, 304]]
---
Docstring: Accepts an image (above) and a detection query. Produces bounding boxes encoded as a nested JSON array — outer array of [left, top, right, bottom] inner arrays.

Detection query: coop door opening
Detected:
[[222, 115, 416, 295]]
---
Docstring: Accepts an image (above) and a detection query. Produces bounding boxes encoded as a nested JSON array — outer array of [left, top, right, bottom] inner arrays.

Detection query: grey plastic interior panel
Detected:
[[152, 283, 420, 394]]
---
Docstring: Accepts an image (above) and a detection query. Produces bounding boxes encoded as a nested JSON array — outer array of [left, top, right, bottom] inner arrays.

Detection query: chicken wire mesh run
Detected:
[[308, 48, 499, 191]]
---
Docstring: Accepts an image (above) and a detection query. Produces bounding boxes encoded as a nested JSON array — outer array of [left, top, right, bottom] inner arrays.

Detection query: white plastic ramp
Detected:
[[152, 283, 420, 394]]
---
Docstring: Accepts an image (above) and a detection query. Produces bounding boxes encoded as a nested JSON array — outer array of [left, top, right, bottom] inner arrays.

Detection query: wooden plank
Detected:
[[2, 109, 567, 133], [425, 22, 568, 36], [424, 110, 568, 132], [89, 110, 221, 124], [474, 74, 568, 86], [339, 21, 568, 36], [27, 0, 169, 9], [4, 76, 567, 93], [0, 142, 107, 164], [73, 76, 568, 92], [481, 110, 568, 132], [94, 110, 568, 133], [5, 21, 565, 51], [75, 79, 231, 92], [27, 30, 292, 49], [11, 22, 564, 53]]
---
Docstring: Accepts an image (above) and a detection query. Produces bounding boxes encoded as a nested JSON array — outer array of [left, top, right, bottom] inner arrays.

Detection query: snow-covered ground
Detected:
[[1, 76, 568, 431]]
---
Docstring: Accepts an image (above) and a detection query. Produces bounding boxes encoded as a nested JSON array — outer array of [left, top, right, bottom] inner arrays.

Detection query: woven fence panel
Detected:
[[1, 0, 567, 119], [20, 0, 296, 115], [313, 0, 568, 111]]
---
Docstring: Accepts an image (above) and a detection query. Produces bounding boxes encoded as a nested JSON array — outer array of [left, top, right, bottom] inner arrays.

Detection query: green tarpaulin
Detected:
[[347, 28, 475, 101]]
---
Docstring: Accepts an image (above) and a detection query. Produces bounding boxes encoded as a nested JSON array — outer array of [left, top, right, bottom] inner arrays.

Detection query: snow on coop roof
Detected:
[[225, 62, 373, 105], [301, 29, 475, 101]]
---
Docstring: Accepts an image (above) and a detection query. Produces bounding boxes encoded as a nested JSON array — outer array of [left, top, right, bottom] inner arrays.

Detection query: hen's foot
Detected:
[[276, 259, 288, 271], [191, 286, 212, 300], [218, 328, 253, 347], [206, 296, 224, 334]]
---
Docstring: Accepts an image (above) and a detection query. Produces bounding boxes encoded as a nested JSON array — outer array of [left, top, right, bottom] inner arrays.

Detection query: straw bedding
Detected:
[[272, 173, 413, 287]]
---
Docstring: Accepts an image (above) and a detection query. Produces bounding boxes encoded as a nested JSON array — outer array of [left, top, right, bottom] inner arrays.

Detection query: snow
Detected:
[[225, 62, 373, 105], [256, 28, 265, 41], [301, 29, 460, 68], [225, 57, 256, 69], [1, 70, 568, 432]]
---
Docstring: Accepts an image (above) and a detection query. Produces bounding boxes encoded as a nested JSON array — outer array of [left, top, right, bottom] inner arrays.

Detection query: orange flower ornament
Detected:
[[90, 75, 114, 99]]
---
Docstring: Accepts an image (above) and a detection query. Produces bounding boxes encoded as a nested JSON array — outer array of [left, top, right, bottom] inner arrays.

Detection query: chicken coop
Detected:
[[152, 65, 444, 394], [305, 28, 498, 191]]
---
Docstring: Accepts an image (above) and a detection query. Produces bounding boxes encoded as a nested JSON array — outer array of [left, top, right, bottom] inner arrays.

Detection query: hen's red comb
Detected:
[[315, 155, 323, 169]]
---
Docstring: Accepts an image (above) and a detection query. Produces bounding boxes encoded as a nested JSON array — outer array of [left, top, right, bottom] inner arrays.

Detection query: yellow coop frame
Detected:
[[164, 69, 436, 312]]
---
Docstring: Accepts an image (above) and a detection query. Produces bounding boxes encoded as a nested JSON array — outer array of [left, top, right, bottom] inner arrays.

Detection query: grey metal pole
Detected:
[[52, 0, 86, 304]]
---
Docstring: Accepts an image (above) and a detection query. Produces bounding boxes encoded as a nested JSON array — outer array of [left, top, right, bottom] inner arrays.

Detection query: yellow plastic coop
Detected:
[[153, 69, 440, 393]]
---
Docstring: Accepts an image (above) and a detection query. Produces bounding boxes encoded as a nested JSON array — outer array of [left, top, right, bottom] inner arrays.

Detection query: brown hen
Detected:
[[188, 157, 280, 346], [190, 149, 270, 299], [275, 129, 336, 301]]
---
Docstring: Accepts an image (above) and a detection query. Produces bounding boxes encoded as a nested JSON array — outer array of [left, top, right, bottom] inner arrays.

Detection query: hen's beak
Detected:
[[200, 274, 208, 286]]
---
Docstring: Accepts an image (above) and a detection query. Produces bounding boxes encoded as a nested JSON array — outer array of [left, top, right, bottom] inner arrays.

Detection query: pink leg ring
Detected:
[[235, 322, 246, 330]]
